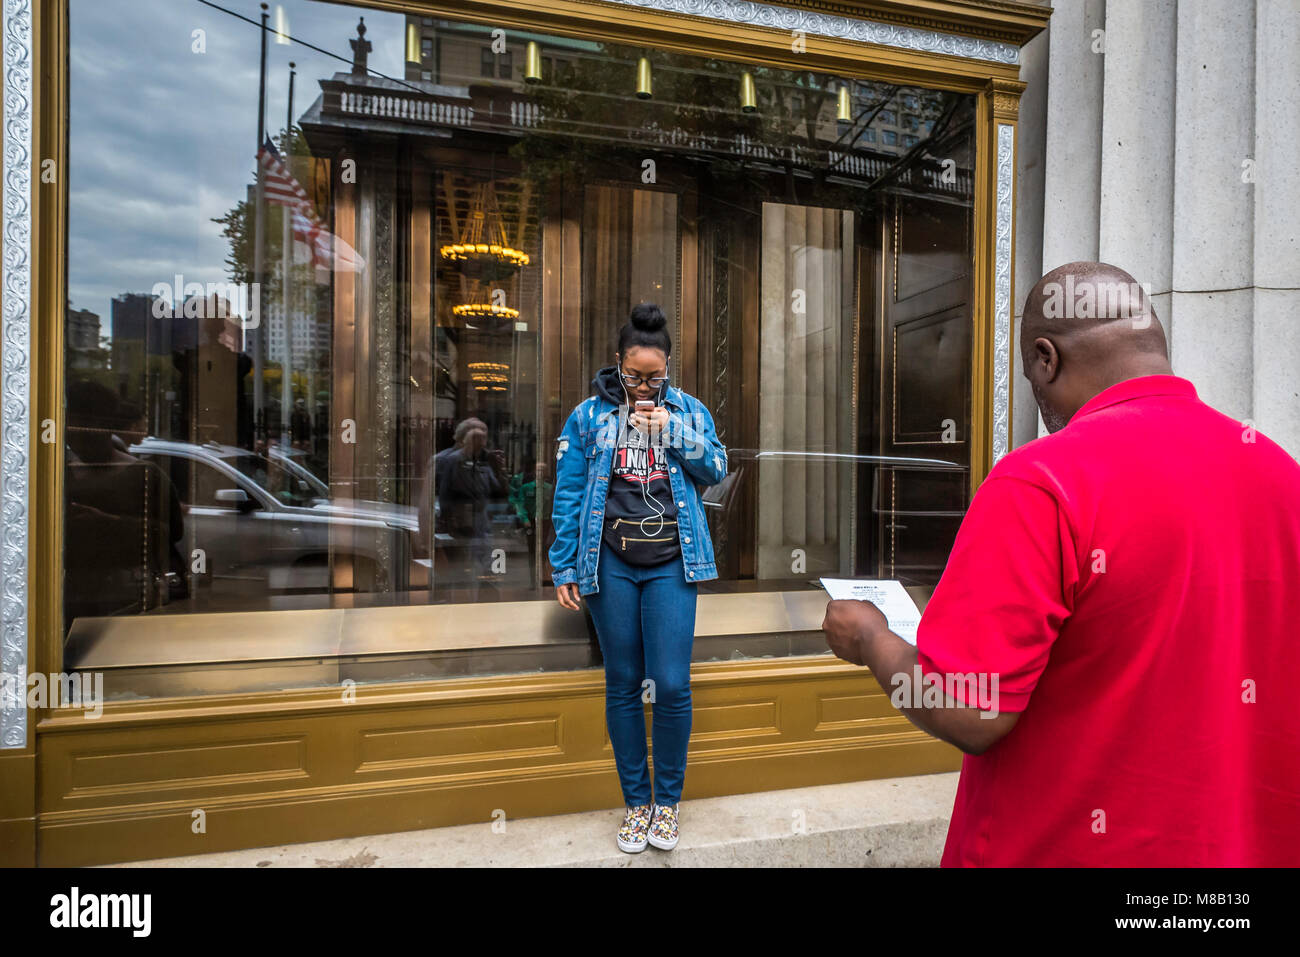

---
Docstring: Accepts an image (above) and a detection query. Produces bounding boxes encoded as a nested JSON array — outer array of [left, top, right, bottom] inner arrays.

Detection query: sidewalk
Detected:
[[106, 772, 958, 868]]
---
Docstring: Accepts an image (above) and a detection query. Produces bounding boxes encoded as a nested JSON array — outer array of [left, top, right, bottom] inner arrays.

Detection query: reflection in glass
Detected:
[[64, 0, 975, 683]]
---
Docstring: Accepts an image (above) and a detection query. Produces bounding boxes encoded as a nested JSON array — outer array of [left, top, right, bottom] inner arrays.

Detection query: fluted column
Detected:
[[1171, 0, 1256, 418], [1098, 0, 1178, 344], [1041, 0, 1106, 270], [1252, 0, 1300, 454]]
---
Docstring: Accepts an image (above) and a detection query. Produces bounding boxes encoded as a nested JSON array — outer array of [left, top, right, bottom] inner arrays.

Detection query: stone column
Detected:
[[1036, 0, 1107, 439], [1099, 0, 1178, 349], [1252, 0, 1300, 454], [1041, 0, 1106, 270], [1171, 0, 1256, 418]]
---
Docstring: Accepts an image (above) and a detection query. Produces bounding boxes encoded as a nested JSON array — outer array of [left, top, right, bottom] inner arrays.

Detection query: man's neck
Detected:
[[1087, 357, 1175, 398]]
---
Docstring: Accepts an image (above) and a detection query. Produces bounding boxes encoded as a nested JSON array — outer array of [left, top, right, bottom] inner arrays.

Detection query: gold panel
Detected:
[[689, 700, 781, 741], [66, 738, 309, 798], [33, 659, 961, 866], [816, 691, 903, 731], [357, 717, 564, 771]]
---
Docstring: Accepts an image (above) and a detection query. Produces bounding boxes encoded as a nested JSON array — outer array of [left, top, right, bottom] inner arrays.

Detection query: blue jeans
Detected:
[[585, 543, 697, 807]]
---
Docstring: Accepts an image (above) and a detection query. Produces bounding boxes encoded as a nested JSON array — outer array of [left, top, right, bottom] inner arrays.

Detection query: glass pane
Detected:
[[63, 0, 975, 693]]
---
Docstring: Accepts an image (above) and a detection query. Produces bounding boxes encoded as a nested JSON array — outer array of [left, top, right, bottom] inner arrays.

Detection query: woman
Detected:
[[549, 302, 728, 853]]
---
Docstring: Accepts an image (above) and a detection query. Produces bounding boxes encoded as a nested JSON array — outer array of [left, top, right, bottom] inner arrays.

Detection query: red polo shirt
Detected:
[[918, 374, 1300, 866]]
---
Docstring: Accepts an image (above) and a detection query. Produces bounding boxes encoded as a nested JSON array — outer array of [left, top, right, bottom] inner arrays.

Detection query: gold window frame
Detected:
[[2, 0, 1048, 866]]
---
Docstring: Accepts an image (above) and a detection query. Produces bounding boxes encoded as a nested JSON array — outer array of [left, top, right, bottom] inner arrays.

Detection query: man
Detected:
[[823, 261, 1300, 866], [418, 417, 507, 594]]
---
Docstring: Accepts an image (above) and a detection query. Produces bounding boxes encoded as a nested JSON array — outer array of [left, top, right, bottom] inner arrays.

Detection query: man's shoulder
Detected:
[[985, 431, 1074, 487]]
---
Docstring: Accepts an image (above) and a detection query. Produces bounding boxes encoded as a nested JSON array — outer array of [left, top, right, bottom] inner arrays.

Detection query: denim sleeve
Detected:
[[664, 400, 728, 487], [548, 405, 587, 586]]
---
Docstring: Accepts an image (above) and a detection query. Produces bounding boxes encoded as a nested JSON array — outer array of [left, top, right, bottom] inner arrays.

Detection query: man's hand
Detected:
[[822, 599, 889, 665], [555, 582, 582, 611], [821, 597, 1021, 755]]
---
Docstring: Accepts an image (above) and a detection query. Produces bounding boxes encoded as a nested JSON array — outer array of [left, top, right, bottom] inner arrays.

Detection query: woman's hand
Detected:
[[556, 582, 582, 611], [630, 407, 669, 433]]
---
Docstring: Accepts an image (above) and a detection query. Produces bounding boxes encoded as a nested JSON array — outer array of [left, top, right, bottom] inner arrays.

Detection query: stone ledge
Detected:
[[106, 772, 958, 868]]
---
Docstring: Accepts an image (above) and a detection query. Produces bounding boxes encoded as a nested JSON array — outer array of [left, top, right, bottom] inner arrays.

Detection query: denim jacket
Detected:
[[549, 384, 728, 595]]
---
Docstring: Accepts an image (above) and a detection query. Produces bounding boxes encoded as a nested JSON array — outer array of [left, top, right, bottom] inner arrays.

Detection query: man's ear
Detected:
[[1033, 337, 1060, 383]]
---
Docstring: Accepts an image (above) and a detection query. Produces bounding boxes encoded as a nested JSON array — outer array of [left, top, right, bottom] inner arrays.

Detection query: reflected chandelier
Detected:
[[440, 182, 530, 268]]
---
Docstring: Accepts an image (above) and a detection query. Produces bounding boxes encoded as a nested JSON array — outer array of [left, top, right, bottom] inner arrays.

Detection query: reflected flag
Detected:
[[290, 208, 366, 273], [257, 137, 365, 273]]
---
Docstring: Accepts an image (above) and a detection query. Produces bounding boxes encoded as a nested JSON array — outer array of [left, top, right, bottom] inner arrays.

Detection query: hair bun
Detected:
[[629, 302, 667, 332]]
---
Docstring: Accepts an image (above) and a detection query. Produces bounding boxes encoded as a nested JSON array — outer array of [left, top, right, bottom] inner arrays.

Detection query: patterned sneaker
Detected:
[[647, 803, 679, 850], [617, 804, 652, 853]]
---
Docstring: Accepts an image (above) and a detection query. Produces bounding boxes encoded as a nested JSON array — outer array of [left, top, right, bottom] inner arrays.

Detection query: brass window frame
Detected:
[[29, 0, 1039, 713]]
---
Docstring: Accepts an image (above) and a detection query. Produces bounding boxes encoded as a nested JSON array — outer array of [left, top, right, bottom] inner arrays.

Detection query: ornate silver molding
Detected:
[[991, 121, 1013, 466], [1, 0, 32, 749], [598, 0, 1019, 64]]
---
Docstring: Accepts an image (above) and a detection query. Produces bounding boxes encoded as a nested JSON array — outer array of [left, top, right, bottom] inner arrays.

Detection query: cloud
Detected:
[[67, 0, 406, 334]]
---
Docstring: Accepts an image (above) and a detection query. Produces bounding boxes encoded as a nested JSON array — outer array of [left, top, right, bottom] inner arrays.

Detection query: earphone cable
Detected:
[[623, 378, 668, 537]]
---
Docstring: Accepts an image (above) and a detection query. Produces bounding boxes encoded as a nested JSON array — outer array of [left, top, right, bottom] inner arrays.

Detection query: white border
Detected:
[[1, 0, 32, 749], [992, 122, 1013, 465]]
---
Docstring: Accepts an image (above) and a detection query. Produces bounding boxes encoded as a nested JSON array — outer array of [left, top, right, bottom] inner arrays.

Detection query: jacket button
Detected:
[[688, 571, 694, 578], [670, 466, 677, 473], [684, 537, 691, 544], [678, 501, 685, 508]]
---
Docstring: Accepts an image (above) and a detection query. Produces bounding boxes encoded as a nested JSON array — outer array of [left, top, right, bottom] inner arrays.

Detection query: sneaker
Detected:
[[617, 804, 651, 853], [647, 803, 679, 850]]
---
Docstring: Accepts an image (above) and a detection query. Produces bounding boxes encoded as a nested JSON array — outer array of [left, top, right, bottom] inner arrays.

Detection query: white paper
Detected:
[[819, 578, 921, 646]]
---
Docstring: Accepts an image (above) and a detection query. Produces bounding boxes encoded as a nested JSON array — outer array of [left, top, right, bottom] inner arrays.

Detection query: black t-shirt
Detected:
[[601, 417, 680, 565]]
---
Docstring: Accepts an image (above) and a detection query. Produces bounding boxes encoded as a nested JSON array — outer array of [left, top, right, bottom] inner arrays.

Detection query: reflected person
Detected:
[[423, 416, 507, 595]]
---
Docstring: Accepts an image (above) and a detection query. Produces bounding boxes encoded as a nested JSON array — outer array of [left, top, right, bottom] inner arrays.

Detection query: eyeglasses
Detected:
[[620, 371, 669, 389]]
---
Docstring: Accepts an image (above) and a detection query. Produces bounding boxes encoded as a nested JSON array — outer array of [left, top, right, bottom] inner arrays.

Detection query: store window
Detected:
[[63, 0, 975, 692]]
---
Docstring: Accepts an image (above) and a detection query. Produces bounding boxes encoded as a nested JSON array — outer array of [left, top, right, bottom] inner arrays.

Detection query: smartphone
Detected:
[[635, 400, 655, 410]]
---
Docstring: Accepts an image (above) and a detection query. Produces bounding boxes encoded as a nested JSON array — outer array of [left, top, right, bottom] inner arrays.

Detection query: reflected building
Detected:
[[66, 303, 101, 370], [288, 17, 976, 597]]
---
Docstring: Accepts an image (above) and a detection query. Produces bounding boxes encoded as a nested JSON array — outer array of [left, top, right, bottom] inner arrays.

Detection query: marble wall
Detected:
[[1016, 0, 1299, 456]]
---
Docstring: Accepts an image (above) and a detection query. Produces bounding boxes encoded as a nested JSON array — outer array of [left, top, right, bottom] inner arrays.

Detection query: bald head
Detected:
[[1021, 261, 1173, 432], [1022, 261, 1167, 355]]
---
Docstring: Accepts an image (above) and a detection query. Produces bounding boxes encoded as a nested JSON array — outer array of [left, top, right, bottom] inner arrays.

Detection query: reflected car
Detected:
[[130, 438, 418, 595]]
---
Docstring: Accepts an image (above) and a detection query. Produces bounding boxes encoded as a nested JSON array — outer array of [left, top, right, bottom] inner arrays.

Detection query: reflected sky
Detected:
[[68, 0, 406, 336]]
